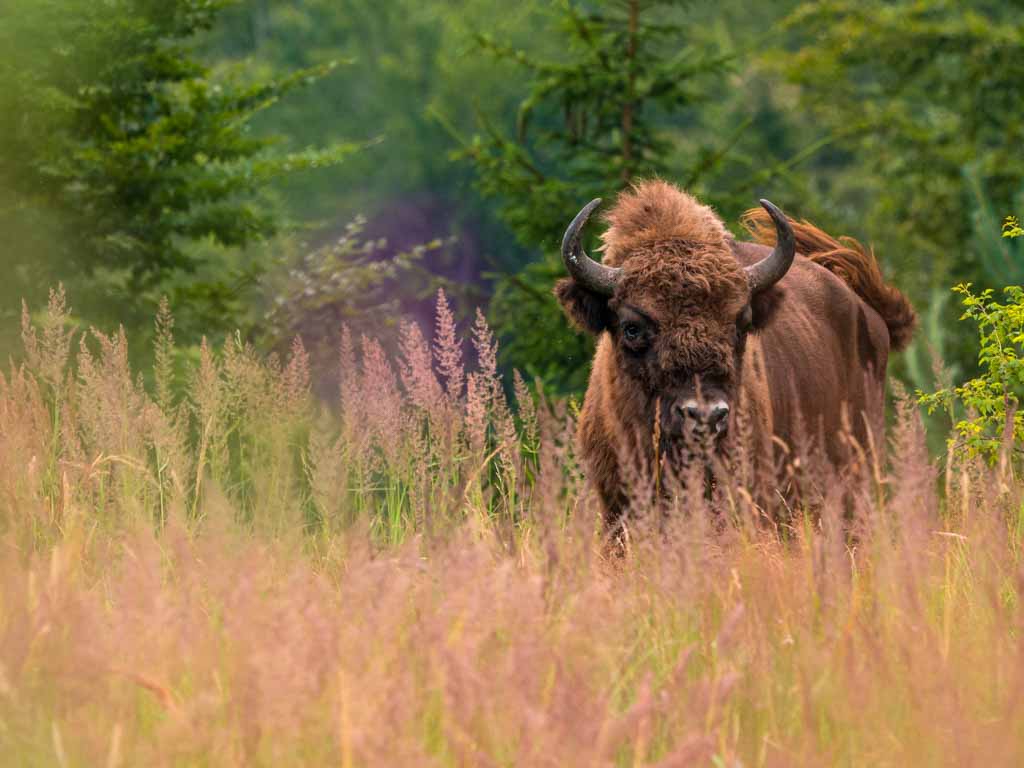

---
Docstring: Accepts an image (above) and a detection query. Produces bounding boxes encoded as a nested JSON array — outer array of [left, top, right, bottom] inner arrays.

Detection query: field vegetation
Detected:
[[2, 1, 1022, 764], [2, 287, 1024, 766]]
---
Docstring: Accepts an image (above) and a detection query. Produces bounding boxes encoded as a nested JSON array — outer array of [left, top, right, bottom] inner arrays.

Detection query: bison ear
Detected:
[[555, 278, 613, 335], [750, 286, 785, 332]]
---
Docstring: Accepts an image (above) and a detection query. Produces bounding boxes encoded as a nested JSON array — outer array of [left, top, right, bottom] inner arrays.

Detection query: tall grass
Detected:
[[2, 288, 1023, 766]]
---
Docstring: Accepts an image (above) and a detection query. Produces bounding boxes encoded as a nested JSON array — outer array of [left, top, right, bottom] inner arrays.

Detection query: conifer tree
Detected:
[[0, 0, 355, 304]]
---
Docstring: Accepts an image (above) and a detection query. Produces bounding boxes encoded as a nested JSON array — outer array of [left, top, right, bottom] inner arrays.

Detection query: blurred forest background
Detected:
[[1, 0, 1022, 402]]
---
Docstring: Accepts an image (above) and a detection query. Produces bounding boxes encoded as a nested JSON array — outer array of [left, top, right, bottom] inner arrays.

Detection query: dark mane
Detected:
[[741, 208, 917, 351]]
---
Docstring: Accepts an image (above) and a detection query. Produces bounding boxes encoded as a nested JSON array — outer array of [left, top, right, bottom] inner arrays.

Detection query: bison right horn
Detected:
[[745, 199, 796, 294], [561, 198, 623, 297]]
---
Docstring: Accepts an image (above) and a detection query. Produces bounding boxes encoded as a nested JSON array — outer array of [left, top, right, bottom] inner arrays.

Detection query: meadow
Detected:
[[0, 287, 1021, 767]]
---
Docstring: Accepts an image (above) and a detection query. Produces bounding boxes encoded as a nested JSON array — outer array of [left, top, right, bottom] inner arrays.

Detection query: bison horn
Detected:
[[745, 199, 796, 294], [561, 198, 622, 297]]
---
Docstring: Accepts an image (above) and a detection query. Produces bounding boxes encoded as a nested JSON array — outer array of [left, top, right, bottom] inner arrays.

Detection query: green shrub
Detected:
[[919, 281, 1024, 465]]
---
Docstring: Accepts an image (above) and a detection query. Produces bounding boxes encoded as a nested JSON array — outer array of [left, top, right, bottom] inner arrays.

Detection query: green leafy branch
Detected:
[[918, 282, 1024, 464]]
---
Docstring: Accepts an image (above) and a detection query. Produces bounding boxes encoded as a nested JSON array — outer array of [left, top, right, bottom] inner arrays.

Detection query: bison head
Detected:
[[555, 181, 795, 465]]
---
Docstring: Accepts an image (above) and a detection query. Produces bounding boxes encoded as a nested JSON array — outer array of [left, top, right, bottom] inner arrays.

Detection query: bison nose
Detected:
[[708, 403, 730, 435], [671, 399, 730, 438]]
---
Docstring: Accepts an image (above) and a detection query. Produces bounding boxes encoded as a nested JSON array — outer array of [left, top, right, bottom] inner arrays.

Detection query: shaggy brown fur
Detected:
[[599, 180, 731, 266], [741, 208, 918, 351], [556, 180, 916, 528]]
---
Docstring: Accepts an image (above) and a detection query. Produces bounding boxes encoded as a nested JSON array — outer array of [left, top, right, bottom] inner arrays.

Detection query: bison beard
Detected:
[[555, 180, 916, 532]]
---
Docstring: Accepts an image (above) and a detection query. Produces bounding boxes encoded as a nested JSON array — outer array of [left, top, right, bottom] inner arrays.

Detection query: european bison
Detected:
[[555, 180, 916, 526]]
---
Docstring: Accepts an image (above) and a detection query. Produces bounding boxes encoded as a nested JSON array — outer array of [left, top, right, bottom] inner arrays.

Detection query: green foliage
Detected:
[[260, 217, 447, 374], [205, 0, 545, 222], [966, 168, 1024, 286], [782, 1, 1024, 268], [901, 284, 959, 408], [900, 170, 1024, 400], [188, 0, 559, 372], [919, 283, 1024, 464], [0, 0, 355, 307], [1005, 216, 1024, 240], [459, 0, 731, 392]]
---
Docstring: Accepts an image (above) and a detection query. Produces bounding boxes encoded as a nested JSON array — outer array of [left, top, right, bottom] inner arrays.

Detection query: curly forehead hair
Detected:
[[599, 180, 731, 266], [600, 181, 749, 313], [616, 240, 748, 317]]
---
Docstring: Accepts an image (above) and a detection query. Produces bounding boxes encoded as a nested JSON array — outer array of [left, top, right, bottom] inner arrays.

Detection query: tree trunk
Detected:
[[621, 0, 639, 183]]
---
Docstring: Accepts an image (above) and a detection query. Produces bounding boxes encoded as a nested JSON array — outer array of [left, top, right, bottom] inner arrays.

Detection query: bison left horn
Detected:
[[745, 199, 796, 294], [561, 198, 623, 297]]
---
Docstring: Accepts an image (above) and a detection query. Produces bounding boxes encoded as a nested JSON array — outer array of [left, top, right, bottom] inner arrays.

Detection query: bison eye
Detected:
[[616, 308, 653, 350], [622, 322, 643, 342]]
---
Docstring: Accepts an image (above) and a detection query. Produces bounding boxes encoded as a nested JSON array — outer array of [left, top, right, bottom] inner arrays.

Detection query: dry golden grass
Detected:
[[1, 288, 1023, 767]]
